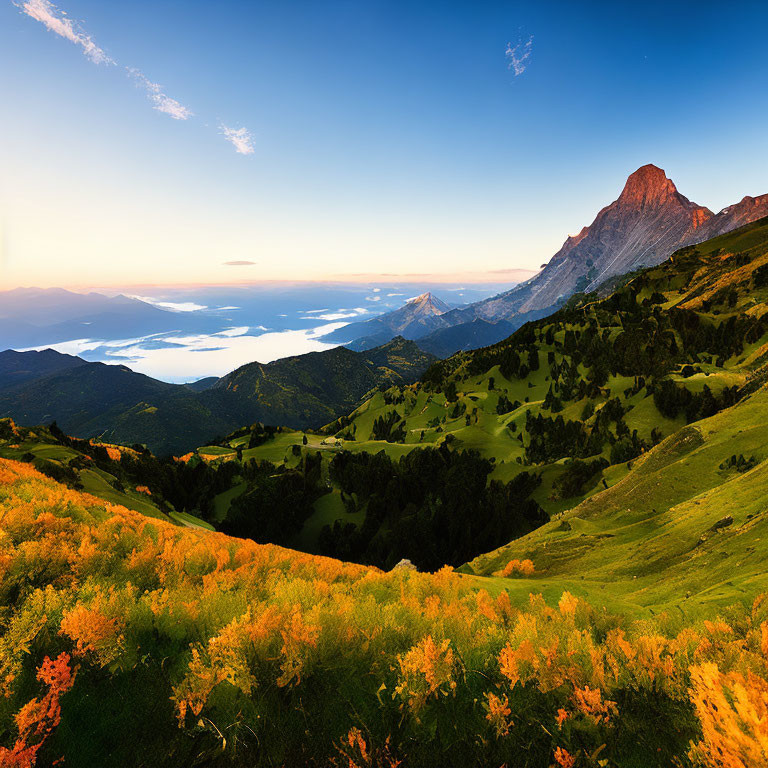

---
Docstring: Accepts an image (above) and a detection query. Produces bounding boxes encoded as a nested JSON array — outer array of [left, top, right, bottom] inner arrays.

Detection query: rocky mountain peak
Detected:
[[453, 164, 767, 328], [618, 164, 686, 208], [408, 292, 450, 315], [719, 194, 768, 216]]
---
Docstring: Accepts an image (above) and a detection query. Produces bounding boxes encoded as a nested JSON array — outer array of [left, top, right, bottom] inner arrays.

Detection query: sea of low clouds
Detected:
[[41, 323, 350, 382], [26, 283, 513, 382]]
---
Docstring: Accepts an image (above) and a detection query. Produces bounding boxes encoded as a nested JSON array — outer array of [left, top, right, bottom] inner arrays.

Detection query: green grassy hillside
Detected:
[[464, 383, 768, 616], [210, 335, 436, 427]]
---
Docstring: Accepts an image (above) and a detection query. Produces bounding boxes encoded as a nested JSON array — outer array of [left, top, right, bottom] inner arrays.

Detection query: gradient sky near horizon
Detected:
[[1, 0, 767, 289]]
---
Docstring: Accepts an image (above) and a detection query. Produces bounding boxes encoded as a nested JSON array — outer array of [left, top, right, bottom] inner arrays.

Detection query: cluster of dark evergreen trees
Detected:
[[370, 410, 407, 442], [317, 446, 546, 570], [653, 381, 741, 422], [221, 453, 323, 543]]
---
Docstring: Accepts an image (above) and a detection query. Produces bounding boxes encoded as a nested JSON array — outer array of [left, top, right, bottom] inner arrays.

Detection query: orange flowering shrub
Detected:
[[498, 558, 535, 577], [688, 663, 768, 767], [335, 727, 402, 768], [394, 635, 457, 714], [572, 685, 617, 724], [687, 615, 768, 767], [59, 602, 125, 666], [0, 653, 77, 768], [90, 443, 122, 461], [553, 746, 576, 768], [484, 692, 513, 737]]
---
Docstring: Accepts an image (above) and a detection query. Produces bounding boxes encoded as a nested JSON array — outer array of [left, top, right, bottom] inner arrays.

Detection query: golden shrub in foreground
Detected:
[[0, 457, 767, 768], [394, 635, 457, 714], [688, 658, 768, 766], [0, 652, 77, 768]]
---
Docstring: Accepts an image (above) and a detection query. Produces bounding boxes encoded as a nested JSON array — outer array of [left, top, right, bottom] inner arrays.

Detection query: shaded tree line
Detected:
[[220, 452, 324, 544], [653, 381, 741, 422], [318, 446, 546, 570], [46, 422, 240, 518]]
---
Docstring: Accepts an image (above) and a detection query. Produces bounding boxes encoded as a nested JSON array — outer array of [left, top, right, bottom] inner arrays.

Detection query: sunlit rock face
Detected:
[[456, 165, 768, 323]]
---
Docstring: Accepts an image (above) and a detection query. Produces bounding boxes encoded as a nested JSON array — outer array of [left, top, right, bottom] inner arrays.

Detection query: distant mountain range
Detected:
[[0, 337, 435, 455], [0, 287, 215, 348], [324, 291, 521, 357], [328, 165, 768, 355]]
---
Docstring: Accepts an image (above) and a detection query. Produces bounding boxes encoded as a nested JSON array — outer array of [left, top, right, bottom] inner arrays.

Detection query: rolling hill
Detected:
[[5, 456, 764, 767], [0, 348, 87, 389], [0, 337, 436, 455], [210, 335, 436, 429]]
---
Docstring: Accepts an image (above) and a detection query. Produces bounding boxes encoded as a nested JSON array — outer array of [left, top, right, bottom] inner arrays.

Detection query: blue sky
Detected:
[[1, 0, 767, 288]]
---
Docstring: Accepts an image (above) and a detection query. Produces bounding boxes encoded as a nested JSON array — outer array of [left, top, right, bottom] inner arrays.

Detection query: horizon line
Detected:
[[1, 268, 541, 293]]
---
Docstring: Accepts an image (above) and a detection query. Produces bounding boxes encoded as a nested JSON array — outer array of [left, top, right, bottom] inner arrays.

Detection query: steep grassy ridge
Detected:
[[464, 384, 768, 616]]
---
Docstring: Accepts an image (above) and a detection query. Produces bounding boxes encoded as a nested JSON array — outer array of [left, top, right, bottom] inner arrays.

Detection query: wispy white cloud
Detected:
[[17, 0, 113, 64], [127, 68, 193, 120], [18, 2, 192, 120], [18, 0, 251, 152], [220, 124, 255, 155], [505, 35, 533, 76], [223, 260, 257, 266], [301, 306, 369, 322]]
